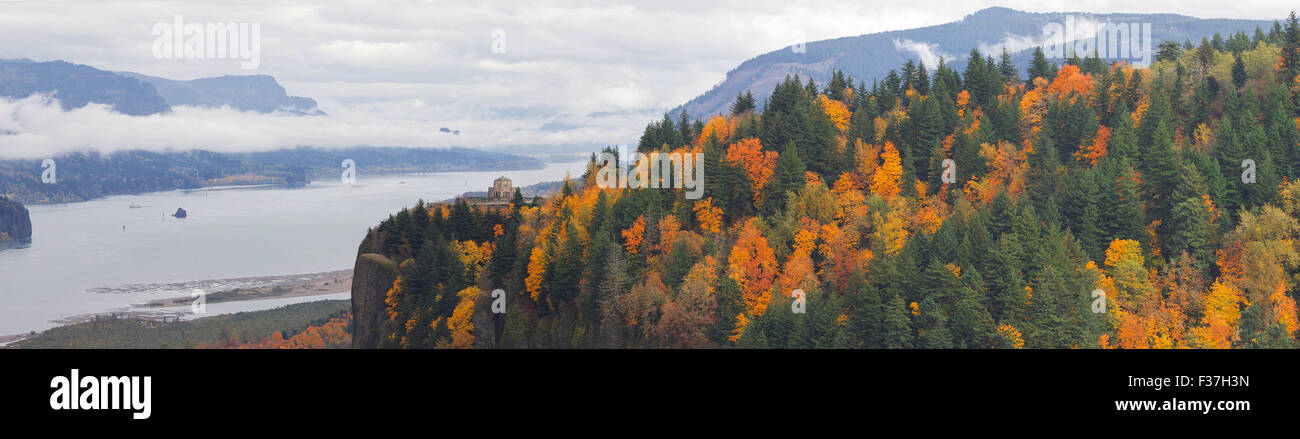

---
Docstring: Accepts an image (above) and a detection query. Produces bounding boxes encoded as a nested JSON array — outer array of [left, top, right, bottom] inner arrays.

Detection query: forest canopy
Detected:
[[361, 13, 1300, 349]]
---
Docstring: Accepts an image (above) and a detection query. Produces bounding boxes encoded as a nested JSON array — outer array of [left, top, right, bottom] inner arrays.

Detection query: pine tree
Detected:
[[1107, 104, 1139, 162], [1063, 168, 1103, 261], [762, 142, 806, 214], [1100, 161, 1147, 243], [731, 91, 756, 116], [999, 48, 1019, 84], [1167, 163, 1215, 269], [1027, 265, 1069, 348], [882, 294, 914, 349], [910, 96, 945, 182], [1279, 12, 1300, 84], [917, 297, 954, 349], [950, 275, 996, 348], [1232, 53, 1247, 89], [914, 61, 931, 96], [1262, 83, 1300, 177]]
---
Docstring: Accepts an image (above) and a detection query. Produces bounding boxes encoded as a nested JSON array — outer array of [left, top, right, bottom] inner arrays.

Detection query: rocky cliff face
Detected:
[[0, 197, 32, 241], [351, 246, 398, 349]]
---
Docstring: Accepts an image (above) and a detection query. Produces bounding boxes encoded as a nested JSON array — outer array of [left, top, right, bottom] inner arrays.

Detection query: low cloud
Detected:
[[891, 38, 951, 68], [979, 33, 1045, 55], [978, 15, 1111, 56], [0, 94, 651, 159]]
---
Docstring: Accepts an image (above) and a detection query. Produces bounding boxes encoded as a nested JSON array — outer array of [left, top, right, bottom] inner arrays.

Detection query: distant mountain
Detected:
[[117, 72, 322, 115], [673, 7, 1273, 119], [0, 59, 170, 115], [0, 58, 318, 115]]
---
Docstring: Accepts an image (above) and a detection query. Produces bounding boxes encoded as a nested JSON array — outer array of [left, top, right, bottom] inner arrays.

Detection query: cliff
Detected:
[[350, 246, 398, 349], [0, 196, 32, 241]]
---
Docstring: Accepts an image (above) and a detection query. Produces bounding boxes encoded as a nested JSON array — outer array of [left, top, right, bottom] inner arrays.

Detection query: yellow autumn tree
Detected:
[[524, 246, 548, 300], [1189, 280, 1246, 348], [697, 115, 736, 146], [830, 172, 867, 225], [778, 227, 819, 294], [444, 286, 478, 349], [854, 138, 881, 181], [817, 93, 851, 133], [869, 141, 902, 200]]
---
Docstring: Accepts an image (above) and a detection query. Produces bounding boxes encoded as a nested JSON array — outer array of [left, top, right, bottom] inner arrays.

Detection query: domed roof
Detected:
[[495, 176, 511, 182]]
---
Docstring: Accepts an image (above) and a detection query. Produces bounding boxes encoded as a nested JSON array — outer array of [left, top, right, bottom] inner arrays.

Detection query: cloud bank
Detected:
[[892, 38, 952, 69], [0, 94, 650, 159]]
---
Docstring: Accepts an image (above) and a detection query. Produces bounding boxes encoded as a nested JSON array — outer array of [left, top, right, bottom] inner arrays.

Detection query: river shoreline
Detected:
[[0, 159, 588, 344], [0, 269, 353, 346]]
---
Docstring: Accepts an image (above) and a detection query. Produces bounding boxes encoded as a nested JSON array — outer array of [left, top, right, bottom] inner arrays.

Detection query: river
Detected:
[[0, 160, 587, 336]]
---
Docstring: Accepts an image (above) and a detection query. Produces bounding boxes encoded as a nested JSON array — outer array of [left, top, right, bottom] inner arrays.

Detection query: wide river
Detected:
[[0, 160, 587, 336]]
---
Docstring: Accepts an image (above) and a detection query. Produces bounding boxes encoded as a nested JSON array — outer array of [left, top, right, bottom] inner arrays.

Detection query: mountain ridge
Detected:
[[671, 7, 1274, 120], [0, 58, 318, 115]]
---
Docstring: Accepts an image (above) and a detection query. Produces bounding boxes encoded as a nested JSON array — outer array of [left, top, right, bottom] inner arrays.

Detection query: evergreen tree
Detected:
[[1280, 12, 1300, 84], [882, 294, 914, 349], [762, 142, 806, 215], [731, 91, 756, 116], [998, 48, 1019, 84], [1063, 168, 1103, 260], [1167, 163, 1215, 269], [1100, 161, 1147, 243], [1232, 53, 1247, 89]]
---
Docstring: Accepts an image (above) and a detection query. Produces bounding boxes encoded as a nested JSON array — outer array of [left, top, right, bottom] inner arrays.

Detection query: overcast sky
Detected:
[[0, 0, 1296, 159]]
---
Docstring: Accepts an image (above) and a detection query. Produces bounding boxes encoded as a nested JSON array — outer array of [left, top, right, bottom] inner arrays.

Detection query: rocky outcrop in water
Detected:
[[172, 208, 187, 218], [0, 196, 32, 241]]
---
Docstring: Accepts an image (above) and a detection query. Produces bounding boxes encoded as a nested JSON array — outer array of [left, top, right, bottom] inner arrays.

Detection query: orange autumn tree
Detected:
[[869, 141, 902, 200], [1046, 64, 1094, 99], [1076, 125, 1111, 165], [693, 197, 723, 234], [621, 215, 646, 255], [1268, 281, 1299, 338], [964, 140, 1030, 205], [996, 324, 1025, 349], [657, 214, 681, 255], [728, 218, 778, 316], [726, 138, 779, 204], [818, 222, 870, 292]]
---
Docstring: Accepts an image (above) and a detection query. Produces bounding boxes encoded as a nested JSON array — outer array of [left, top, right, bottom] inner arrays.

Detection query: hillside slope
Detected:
[[673, 7, 1270, 119]]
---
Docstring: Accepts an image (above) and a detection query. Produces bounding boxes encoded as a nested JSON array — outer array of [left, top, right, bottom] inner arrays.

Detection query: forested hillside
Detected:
[[356, 13, 1300, 349], [672, 6, 1270, 120]]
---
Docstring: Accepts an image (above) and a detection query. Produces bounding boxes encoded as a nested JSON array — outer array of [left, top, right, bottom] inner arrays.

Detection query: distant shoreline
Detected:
[[0, 146, 549, 205], [0, 268, 353, 346]]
